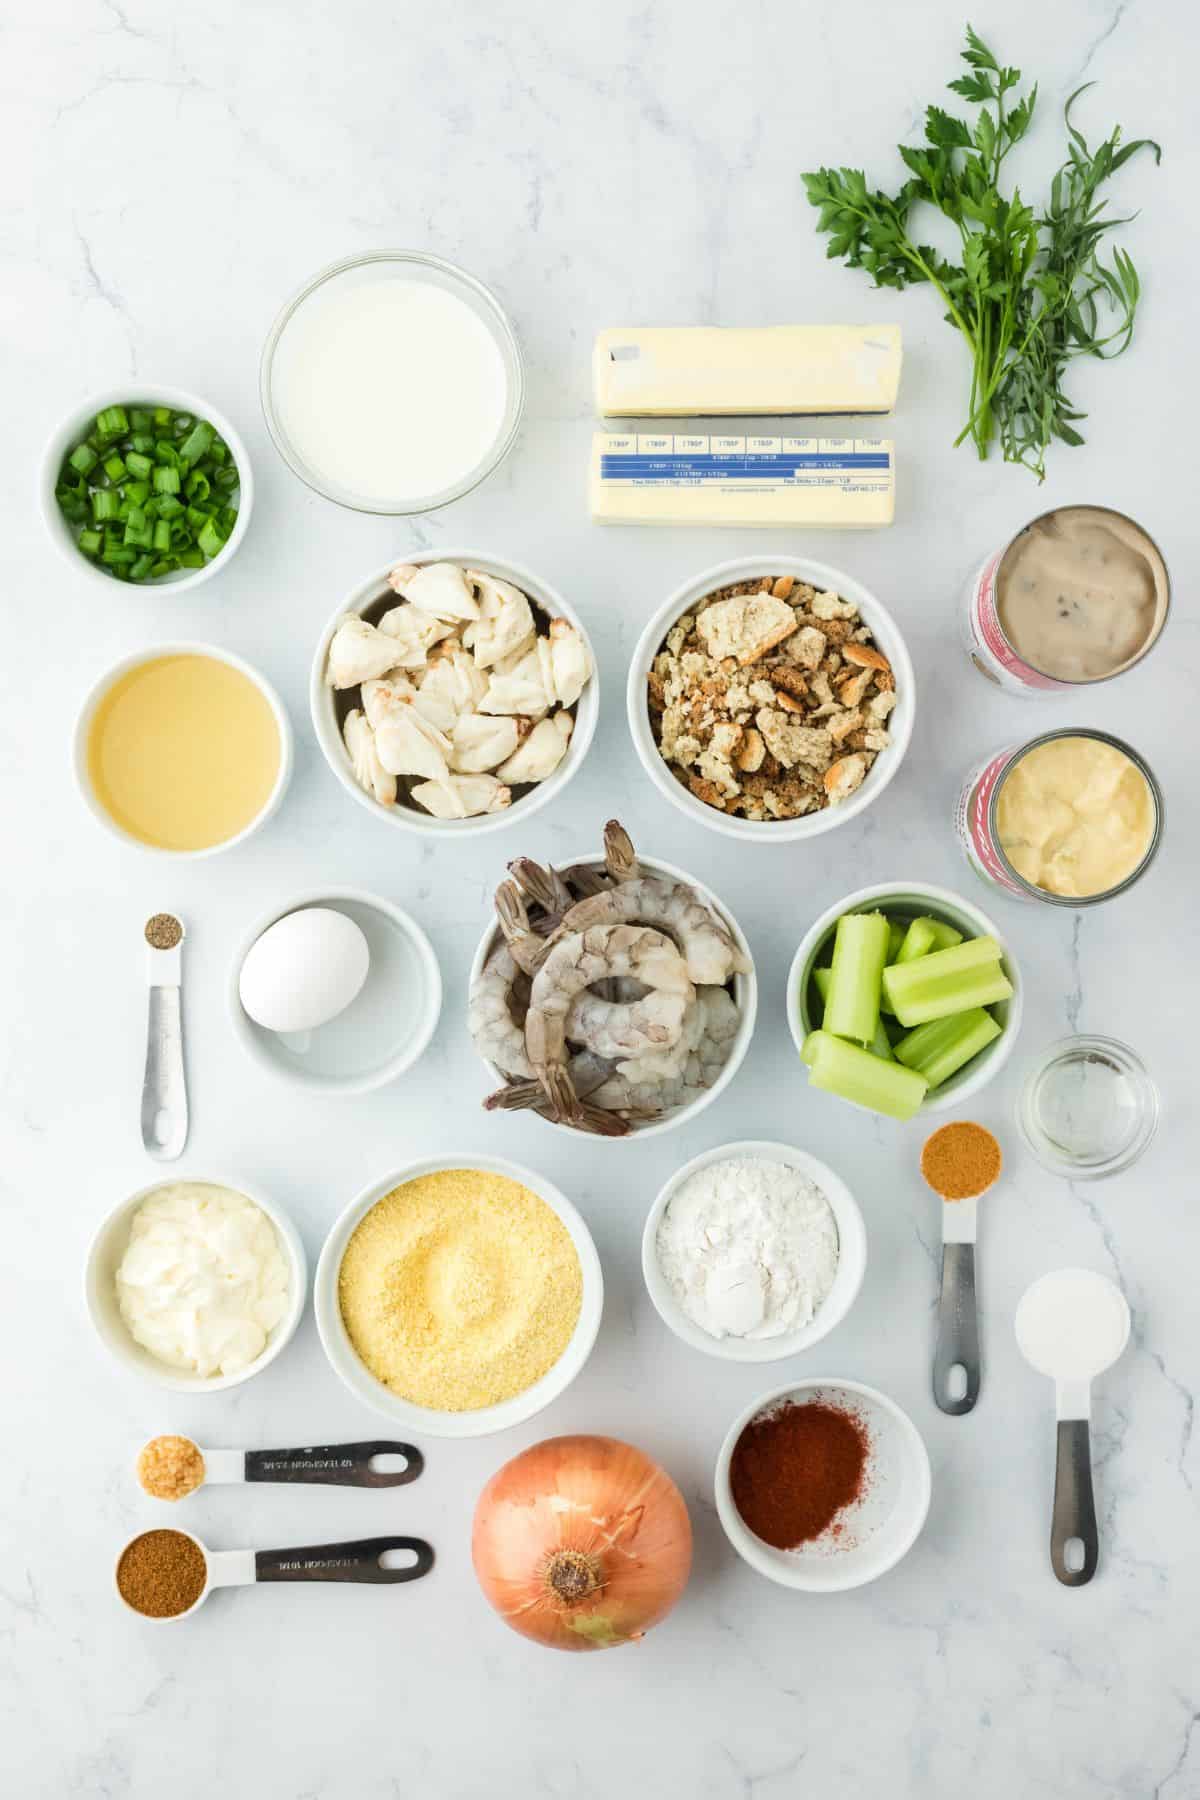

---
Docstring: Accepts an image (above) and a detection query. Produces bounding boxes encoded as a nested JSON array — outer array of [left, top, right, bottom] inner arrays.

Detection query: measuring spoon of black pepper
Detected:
[[141, 913, 188, 1161], [136, 1437, 423, 1496], [115, 1528, 435, 1623]]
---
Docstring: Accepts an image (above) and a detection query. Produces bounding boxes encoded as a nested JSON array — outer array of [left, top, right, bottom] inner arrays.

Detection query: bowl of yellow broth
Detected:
[[74, 644, 293, 855]]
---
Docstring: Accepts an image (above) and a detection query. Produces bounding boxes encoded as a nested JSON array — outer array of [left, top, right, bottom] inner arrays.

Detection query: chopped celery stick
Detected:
[[802, 1030, 928, 1120], [882, 937, 1012, 1027], [922, 917, 964, 952], [811, 964, 891, 1058], [895, 917, 937, 964], [894, 1008, 1002, 1087], [825, 910, 890, 1045], [886, 918, 906, 961]]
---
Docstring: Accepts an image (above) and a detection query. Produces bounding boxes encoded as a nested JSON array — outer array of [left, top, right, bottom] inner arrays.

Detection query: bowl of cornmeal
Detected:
[[314, 1156, 604, 1436]]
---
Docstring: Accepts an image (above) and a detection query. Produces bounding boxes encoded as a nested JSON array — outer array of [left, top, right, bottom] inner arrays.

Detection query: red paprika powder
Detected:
[[729, 1398, 870, 1549]]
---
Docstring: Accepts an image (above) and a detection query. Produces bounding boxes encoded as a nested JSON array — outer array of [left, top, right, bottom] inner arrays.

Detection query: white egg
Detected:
[[239, 907, 370, 1034]]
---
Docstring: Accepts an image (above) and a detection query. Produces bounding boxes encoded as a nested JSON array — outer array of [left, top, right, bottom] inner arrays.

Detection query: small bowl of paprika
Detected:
[[714, 1378, 931, 1592]]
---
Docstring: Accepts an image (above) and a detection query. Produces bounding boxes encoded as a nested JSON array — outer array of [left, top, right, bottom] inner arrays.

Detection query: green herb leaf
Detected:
[[802, 24, 1159, 478]]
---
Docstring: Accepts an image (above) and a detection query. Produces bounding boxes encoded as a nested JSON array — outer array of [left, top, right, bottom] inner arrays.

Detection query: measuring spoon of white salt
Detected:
[[1015, 1268, 1130, 1587]]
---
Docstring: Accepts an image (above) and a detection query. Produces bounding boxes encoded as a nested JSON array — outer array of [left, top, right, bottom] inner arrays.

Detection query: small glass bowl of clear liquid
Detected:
[[1018, 1035, 1159, 1180]]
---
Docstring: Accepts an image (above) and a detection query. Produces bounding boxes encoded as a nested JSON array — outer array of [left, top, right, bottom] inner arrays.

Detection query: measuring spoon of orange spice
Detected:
[[920, 1121, 1002, 1416]]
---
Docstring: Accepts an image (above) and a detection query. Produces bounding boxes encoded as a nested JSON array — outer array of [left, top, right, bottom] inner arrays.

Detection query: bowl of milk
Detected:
[[260, 250, 524, 515]]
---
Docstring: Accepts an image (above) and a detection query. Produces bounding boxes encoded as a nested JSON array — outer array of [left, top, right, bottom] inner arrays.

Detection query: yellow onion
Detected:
[[471, 1434, 692, 1652]]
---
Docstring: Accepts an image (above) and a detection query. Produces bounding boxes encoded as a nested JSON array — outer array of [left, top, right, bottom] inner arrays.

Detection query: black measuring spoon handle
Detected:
[[255, 1536, 435, 1585], [244, 1441, 424, 1488], [1051, 1418, 1099, 1586]]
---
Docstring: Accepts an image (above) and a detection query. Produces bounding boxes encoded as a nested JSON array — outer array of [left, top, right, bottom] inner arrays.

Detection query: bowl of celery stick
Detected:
[[787, 883, 1021, 1120]]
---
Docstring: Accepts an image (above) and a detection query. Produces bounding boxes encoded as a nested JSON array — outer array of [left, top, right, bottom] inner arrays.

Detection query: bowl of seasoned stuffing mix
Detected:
[[627, 557, 914, 841]]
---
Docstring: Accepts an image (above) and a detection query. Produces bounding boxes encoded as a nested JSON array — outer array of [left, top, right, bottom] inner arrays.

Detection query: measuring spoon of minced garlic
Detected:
[[920, 1121, 1003, 1417], [141, 913, 188, 1161], [136, 1435, 425, 1501]]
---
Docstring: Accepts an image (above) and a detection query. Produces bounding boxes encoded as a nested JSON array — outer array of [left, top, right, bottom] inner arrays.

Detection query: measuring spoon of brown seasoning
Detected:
[[920, 1122, 1003, 1416], [136, 1435, 423, 1501], [115, 1526, 434, 1622]]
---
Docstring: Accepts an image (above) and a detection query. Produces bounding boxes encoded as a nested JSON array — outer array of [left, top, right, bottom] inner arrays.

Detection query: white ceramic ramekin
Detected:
[[786, 881, 1022, 1117], [228, 887, 443, 1096], [314, 1155, 603, 1438], [85, 1176, 307, 1394], [715, 1378, 932, 1592], [310, 549, 599, 838], [40, 384, 254, 595], [627, 554, 915, 843], [468, 850, 757, 1141], [642, 1139, 866, 1361], [73, 641, 293, 858]]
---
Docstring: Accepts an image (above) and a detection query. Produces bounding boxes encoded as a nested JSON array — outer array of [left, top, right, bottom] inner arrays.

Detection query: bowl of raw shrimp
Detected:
[[466, 821, 758, 1141], [310, 548, 600, 837]]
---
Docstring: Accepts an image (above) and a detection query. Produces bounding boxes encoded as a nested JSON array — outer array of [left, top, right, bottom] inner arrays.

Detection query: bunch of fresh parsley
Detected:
[[803, 26, 1160, 479]]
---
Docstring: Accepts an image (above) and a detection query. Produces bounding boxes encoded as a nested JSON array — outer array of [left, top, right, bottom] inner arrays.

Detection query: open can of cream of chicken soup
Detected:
[[961, 506, 1170, 695], [955, 729, 1164, 906]]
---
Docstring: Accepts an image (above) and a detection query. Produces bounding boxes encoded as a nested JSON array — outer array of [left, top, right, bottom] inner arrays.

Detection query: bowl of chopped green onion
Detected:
[[787, 883, 1022, 1120], [41, 386, 252, 592]]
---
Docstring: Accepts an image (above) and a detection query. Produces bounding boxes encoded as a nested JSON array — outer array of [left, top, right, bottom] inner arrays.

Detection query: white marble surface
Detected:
[[4, 1, 1197, 1794]]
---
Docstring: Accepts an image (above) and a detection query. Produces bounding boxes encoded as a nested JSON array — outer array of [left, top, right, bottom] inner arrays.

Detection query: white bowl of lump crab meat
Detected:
[[627, 555, 914, 843], [467, 819, 758, 1140], [311, 550, 598, 835]]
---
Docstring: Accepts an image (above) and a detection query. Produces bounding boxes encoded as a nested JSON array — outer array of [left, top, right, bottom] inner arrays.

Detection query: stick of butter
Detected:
[[593, 325, 902, 417], [590, 433, 895, 529]]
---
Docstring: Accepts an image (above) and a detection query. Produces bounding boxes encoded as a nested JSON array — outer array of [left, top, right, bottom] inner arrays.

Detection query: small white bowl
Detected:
[[73, 641, 293, 858], [40, 384, 254, 595], [314, 1155, 603, 1438], [715, 1378, 932, 1591], [228, 888, 442, 1096], [85, 1176, 307, 1394], [627, 554, 915, 843], [468, 850, 757, 1140], [310, 549, 599, 838], [642, 1139, 866, 1361], [786, 881, 1022, 1117]]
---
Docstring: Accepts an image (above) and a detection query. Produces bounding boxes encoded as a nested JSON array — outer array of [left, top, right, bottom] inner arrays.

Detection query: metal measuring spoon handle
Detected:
[[244, 1441, 423, 1488], [254, 1536, 434, 1585], [141, 919, 188, 1161], [1051, 1420, 1099, 1586], [933, 1241, 981, 1414]]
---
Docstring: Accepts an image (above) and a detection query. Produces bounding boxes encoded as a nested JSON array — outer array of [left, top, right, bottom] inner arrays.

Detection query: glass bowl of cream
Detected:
[[260, 250, 525, 515], [85, 1178, 306, 1391]]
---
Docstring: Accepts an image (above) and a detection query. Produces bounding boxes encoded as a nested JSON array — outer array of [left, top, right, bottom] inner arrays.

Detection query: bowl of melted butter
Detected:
[[74, 643, 293, 856]]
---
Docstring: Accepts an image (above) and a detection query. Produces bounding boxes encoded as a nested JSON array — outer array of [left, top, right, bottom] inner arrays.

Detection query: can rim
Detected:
[[985, 728, 1164, 906], [988, 505, 1171, 687]]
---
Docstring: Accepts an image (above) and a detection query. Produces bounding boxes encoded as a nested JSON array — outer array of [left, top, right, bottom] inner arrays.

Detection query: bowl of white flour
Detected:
[[642, 1139, 866, 1362]]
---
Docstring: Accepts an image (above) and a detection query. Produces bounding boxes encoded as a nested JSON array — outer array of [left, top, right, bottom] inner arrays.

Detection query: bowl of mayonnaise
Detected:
[[85, 1176, 307, 1392]]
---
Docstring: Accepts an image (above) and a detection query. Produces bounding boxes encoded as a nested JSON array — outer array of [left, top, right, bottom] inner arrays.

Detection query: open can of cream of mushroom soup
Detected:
[[961, 506, 1170, 695], [955, 729, 1164, 906]]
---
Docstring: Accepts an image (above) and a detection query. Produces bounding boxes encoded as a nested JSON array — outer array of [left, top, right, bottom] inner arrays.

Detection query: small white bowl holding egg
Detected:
[[229, 889, 442, 1096], [310, 550, 599, 837]]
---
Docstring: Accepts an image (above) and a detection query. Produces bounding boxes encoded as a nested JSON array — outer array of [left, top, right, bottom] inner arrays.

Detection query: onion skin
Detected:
[[472, 1434, 693, 1652]]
